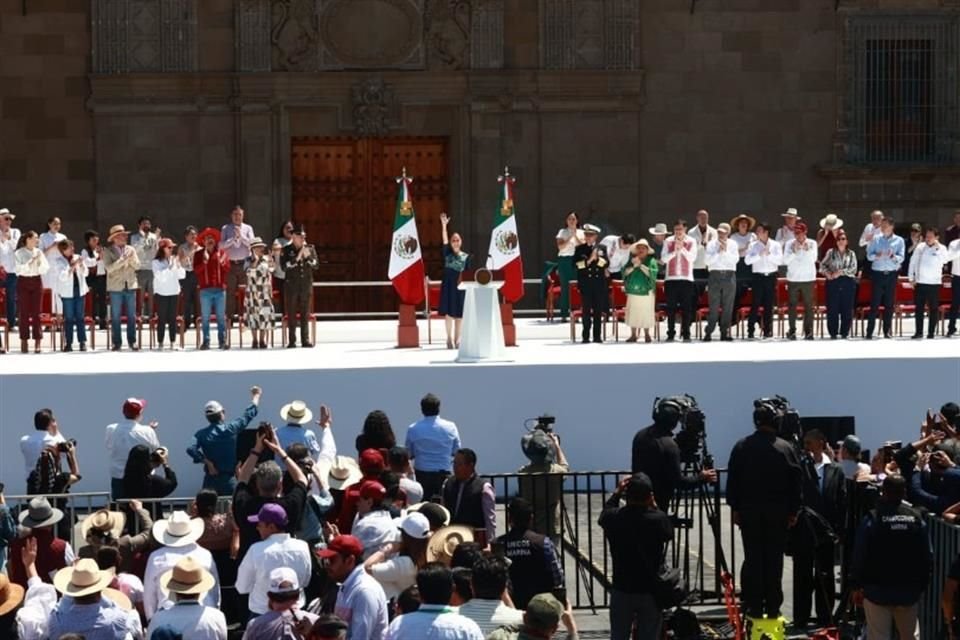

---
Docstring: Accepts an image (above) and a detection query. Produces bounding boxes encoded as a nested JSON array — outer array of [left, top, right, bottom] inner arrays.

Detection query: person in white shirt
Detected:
[[775, 208, 799, 246], [783, 222, 819, 340], [51, 239, 89, 351], [744, 222, 782, 339], [151, 239, 186, 350], [554, 211, 584, 320], [105, 397, 161, 499], [13, 231, 50, 353], [236, 503, 312, 616], [600, 233, 636, 280], [81, 229, 108, 330], [730, 213, 757, 308], [908, 226, 950, 339], [388, 447, 424, 505], [385, 562, 484, 640], [19, 408, 72, 488], [457, 555, 525, 636], [947, 235, 960, 337], [38, 216, 66, 314], [660, 219, 698, 342], [130, 216, 160, 320], [688, 209, 718, 283], [352, 481, 401, 559], [241, 567, 319, 640], [364, 513, 431, 599], [703, 222, 739, 342], [319, 534, 390, 640], [7, 537, 59, 640], [146, 556, 226, 640], [143, 511, 220, 621], [0, 208, 21, 329], [859, 210, 884, 249]]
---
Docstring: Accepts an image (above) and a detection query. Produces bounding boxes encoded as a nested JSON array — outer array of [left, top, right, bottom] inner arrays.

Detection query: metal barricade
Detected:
[[920, 515, 960, 639], [5, 491, 112, 550]]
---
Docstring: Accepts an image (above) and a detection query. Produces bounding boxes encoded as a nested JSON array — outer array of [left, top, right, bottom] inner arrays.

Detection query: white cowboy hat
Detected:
[[106, 224, 130, 243], [79, 509, 126, 541], [53, 558, 115, 598], [152, 511, 205, 548], [819, 213, 844, 230], [633, 238, 651, 250], [327, 456, 363, 491], [280, 400, 313, 425], [427, 525, 475, 565], [648, 223, 669, 235], [249, 237, 267, 250], [782, 208, 799, 218], [0, 208, 14, 220], [161, 556, 216, 596], [19, 497, 64, 529]]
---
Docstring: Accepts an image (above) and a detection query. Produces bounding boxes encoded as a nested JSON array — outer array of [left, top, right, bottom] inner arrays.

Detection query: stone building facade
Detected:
[[1, 0, 958, 307]]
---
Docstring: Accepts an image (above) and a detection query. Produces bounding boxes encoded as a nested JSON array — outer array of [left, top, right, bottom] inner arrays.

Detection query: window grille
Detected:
[[847, 14, 959, 165]]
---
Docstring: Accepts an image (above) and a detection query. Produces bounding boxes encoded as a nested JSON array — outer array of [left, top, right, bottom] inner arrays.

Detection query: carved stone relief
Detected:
[[318, 0, 424, 70], [272, 0, 320, 71], [425, 0, 470, 70], [352, 78, 399, 137]]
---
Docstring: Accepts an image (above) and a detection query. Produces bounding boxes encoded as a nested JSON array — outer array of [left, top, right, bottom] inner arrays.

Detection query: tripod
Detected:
[[560, 499, 597, 612]]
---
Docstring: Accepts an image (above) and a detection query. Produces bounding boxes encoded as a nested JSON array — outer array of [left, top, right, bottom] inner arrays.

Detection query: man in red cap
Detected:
[[318, 535, 388, 640], [351, 480, 396, 558], [104, 397, 160, 499], [337, 449, 386, 534]]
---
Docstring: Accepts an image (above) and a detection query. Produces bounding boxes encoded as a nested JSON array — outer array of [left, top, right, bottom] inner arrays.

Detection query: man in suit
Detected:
[[573, 224, 609, 343], [281, 225, 319, 348], [792, 428, 846, 628]]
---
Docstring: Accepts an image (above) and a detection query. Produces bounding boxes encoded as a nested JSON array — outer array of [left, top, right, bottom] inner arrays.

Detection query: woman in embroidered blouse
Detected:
[[14, 231, 50, 353], [819, 230, 858, 340], [244, 237, 275, 349], [438, 212, 469, 349], [622, 239, 659, 343]]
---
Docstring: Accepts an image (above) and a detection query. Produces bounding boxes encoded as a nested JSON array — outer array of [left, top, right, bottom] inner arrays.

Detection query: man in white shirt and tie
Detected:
[[744, 223, 782, 339], [0, 208, 21, 329], [908, 226, 950, 339], [783, 222, 818, 340], [703, 223, 739, 342]]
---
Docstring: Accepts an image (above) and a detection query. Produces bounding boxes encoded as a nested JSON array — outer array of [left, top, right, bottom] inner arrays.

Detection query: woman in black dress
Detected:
[[438, 213, 469, 349]]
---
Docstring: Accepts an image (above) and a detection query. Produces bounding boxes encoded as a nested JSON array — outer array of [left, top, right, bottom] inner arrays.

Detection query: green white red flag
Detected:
[[388, 170, 425, 305], [487, 168, 524, 302]]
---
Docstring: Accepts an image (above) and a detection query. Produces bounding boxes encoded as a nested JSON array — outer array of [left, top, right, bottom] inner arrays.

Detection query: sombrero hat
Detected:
[[152, 511, 205, 548], [280, 400, 313, 425], [53, 558, 115, 598], [0, 573, 24, 617], [19, 497, 64, 529], [160, 557, 216, 596], [106, 224, 130, 243], [196, 227, 221, 245], [327, 456, 363, 491], [427, 525, 475, 565], [407, 502, 451, 529], [819, 213, 844, 230], [730, 214, 756, 231], [79, 509, 126, 542]]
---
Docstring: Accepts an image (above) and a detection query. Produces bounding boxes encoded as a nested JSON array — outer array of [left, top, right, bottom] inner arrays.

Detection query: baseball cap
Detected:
[[359, 449, 386, 474], [359, 480, 386, 501], [317, 535, 364, 559], [267, 567, 300, 595], [717, 222, 731, 234], [122, 398, 146, 418], [204, 400, 224, 416], [910, 223, 922, 232], [625, 472, 654, 501], [399, 513, 431, 540], [247, 503, 288, 527], [525, 593, 564, 629], [841, 435, 862, 456]]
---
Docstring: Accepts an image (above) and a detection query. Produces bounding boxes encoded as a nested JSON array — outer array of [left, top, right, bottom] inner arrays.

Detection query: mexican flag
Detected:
[[388, 172, 426, 305], [487, 169, 524, 303]]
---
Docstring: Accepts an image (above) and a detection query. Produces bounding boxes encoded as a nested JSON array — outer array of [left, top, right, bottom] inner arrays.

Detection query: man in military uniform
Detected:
[[574, 223, 609, 343], [280, 225, 318, 348]]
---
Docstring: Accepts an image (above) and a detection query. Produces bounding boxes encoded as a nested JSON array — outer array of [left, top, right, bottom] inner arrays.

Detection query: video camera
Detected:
[[522, 414, 558, 463], [753, 395, 802, 443], [653, 394, 708, 464], [530, 414, 556, 433]]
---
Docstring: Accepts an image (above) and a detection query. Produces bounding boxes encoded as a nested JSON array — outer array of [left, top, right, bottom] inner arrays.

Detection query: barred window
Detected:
[[846, 14, 959, 165]]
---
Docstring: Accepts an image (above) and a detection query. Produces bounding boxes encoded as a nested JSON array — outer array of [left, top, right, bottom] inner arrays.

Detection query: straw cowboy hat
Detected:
[[280, 400, 313, 425], [53, 558, 115, 598], [0, 573, 25, 617], [250, 237, 267, 250], [152, 511, 205, 548], [819, 213, 844, 230], [633, 238, 651, 251], [427, 525, 475, 564], [106, 224, 130, 243], [196, 227, 221, 245], [79, 509, 126, 541], [327, 456, 363, 491], [730, 214, 757, 230], [782, 207, 799, 218], [407, 502, 451, 529], [161, 556, 216, 596], [18, 497, 64, 529], [647, 223, 669, 236], [0, 208, 14, 220]]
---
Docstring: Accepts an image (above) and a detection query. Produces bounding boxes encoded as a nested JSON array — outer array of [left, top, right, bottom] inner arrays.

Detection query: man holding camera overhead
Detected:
[[187, 386, 262, 496]]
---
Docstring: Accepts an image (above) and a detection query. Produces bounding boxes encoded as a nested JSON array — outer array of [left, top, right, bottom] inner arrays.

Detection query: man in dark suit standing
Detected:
[[573, 223, 609, 343], [792, 428, 846, 627]]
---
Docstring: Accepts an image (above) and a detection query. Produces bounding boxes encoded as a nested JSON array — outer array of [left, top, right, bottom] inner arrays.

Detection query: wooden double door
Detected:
[[291, 137, 449, 314]]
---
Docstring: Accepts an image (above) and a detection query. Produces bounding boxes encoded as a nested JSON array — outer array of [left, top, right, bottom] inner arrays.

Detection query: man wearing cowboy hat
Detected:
[[281, 224, 319, 348], [647, 222, 668, 279], [277, 400, 336, 472], [318, 534, 390, 640], [730, 213, 757, 307], [6, 497, 74, 590], [48, 558, 141, 639], [783, 222, 819, 340], [242, 567, 320, 640], [816, 213, 844, 262], [194, 226, 231, 350], [143, 510, 220, 620], [101, 223, 141, 351], [703, 222, 740, 341], [0, 207, 20, 329], [573, 223, 610, 343], [661, 219, 698, 342], [775, 208, 799, 246], [187, 385, 263, 495], [146, 556, 226, 640]]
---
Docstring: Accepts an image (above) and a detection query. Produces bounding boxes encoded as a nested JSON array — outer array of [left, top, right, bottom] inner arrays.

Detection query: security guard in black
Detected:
[[574, 224, 609, 343]]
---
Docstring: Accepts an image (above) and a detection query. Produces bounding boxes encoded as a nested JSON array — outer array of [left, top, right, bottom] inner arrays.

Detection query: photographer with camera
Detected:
[[726, 398, 802, 624], [518, 417, 569, 544], [631, 396, 717, 514], [19, 408, 76, 492]]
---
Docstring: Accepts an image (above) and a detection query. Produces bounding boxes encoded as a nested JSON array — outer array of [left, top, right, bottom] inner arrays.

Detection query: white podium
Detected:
[[456, 282, 509, 363]]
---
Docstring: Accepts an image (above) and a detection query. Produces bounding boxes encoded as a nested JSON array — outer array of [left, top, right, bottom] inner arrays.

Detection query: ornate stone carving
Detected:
[[91, 0, 196, 73], [318, 0, 424, 70], [237, 0, 272, 71], [470, 0, 504, 69], [272, 0, 320, 71], [425, 0, 470, 70], [351, 78, 398, 137], [540, 0, 637, 70]]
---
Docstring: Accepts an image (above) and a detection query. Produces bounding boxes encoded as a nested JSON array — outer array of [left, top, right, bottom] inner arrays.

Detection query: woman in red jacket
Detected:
[[193, 227, 230, 350]]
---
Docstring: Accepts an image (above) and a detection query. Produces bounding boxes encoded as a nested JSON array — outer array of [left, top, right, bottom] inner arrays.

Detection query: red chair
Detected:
[[653, 280, 666, 341], [813, 278, 827, 337], [39, 289, 60, 351], [734, 288, 755, 338], [692, 288, 709, 339], [939, 277, 954, 335], [545, 269, 562, 322], [0, 288, 8, 352], [775, 278, 791, 337], [852, 278, 874, 337], [424, 277, 443, 345], [568, 282, 582, 342], [894, 277, 915, 337], [609, 281, 627, 341]]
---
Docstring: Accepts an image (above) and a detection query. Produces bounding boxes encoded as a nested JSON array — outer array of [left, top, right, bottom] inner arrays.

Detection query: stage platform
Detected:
[[1, 318, 958, 497]]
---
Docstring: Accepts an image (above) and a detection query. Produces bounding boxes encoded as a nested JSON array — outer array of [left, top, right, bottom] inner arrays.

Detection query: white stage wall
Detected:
[[2, 356, 958, 497]]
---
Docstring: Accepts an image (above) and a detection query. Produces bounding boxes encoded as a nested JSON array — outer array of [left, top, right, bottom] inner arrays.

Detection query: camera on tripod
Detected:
[[754, 395, 802, 443], [653, 394, 709, 465]]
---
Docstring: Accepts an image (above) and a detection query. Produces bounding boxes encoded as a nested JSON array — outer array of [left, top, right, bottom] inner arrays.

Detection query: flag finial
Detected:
[[503, 166, 510, 177]]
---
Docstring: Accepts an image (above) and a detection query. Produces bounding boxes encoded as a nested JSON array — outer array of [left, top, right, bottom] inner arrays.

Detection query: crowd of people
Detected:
[[553, 208, 960, 343], [0, 391, 582, 640]]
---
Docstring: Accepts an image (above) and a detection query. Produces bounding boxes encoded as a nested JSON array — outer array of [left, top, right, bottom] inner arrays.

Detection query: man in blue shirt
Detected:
[[405, 393, 461, 502], [865, 217, 905, 339], [187, 385, 261, 495]]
